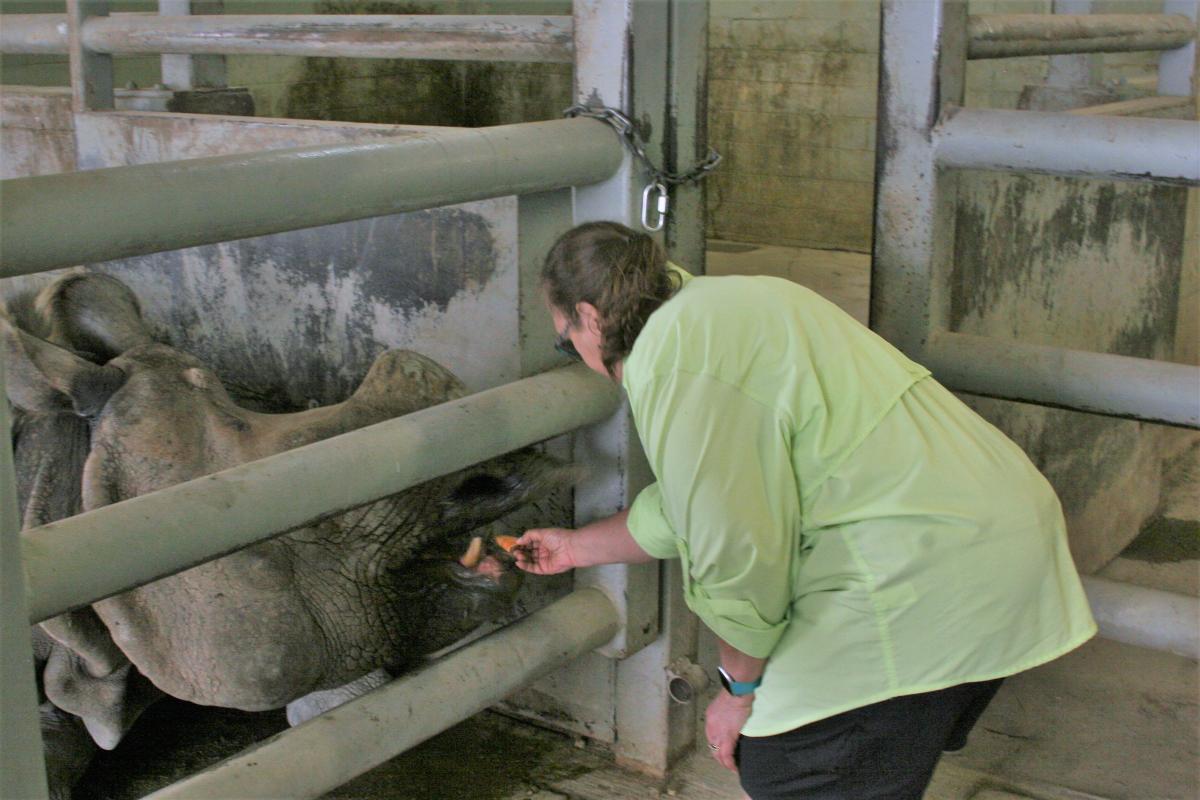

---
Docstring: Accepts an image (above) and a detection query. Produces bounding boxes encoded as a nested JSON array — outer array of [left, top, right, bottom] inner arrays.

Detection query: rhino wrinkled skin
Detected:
[[5, 273, 568, 798]]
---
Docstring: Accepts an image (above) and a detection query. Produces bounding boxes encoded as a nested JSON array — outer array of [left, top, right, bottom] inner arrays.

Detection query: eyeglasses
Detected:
[[554, 324, 583, 362]]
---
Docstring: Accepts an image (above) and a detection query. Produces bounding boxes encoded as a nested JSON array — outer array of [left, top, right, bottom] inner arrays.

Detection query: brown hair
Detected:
[[542, 221, 680, 376]]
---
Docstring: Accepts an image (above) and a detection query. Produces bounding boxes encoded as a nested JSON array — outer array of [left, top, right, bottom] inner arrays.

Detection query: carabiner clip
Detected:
[[641, 181, 668, 232]]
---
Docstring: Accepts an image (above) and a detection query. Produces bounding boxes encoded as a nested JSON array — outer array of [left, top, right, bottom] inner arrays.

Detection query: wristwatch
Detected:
[[717, 666, 762, 697]]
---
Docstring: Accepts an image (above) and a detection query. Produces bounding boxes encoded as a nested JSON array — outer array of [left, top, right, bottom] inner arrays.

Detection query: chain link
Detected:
[[564, 104, 722, 187]]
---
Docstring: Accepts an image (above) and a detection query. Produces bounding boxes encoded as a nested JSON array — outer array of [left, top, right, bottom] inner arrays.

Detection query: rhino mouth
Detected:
[[443, 536, 521, 594]]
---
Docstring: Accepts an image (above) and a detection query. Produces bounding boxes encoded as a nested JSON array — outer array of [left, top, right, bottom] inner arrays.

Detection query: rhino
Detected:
[[4, 272, 571, 797]]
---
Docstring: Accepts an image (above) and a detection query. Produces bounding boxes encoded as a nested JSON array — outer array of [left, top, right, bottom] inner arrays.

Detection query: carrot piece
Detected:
[[494, 535, 520, 553]]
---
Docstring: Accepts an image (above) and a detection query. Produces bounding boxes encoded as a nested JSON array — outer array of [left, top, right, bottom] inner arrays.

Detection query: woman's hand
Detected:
[[705, 690, 753, 772], [512, 528, 577, 575]]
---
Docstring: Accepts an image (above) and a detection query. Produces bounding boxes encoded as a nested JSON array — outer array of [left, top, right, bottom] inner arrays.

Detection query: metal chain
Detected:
[[565, 103, 720, 230], [564, 103, 722, 187]]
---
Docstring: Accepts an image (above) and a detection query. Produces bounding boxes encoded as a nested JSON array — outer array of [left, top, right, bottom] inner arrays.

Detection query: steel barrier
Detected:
[[0, 118, 622, 277], [0, 12, 573, 63], [874, 0, 1200, 429], [967, 12, 1195, 58], [145, 588, 619, 799]]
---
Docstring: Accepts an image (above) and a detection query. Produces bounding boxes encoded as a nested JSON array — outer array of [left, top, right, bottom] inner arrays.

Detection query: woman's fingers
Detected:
[[513, 529, 571, 574]]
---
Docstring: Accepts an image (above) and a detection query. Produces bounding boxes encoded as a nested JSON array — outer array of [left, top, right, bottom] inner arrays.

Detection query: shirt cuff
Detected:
[[684, 591, 789, 659], [626, 483, 680, 560]]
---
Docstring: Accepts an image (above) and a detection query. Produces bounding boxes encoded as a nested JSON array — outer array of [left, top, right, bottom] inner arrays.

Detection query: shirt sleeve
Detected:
[[633, 370, 802, 658], [626, 482, 682, 560]]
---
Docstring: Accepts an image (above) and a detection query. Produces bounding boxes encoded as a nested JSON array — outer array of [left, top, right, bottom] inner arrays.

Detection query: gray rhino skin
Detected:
[[5, 273, 566, 797]]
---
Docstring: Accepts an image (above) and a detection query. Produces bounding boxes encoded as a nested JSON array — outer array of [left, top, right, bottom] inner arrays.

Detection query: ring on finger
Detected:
[[708, 743, 719, 751]]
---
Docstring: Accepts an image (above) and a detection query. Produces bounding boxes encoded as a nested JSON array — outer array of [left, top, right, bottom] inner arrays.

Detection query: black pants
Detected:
[[737, 679, 1004, 800]]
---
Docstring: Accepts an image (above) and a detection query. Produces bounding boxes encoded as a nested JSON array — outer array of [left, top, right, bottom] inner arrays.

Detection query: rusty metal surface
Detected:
[[968, 13, 1195, 58], [1, 13, 574, 63]]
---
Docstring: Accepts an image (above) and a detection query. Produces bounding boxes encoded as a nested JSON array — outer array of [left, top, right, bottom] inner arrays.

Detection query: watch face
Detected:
[[718, 666, 734, 693]]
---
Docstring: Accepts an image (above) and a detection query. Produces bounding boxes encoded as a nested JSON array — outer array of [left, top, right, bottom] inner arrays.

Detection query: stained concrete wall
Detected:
[[706, 0, 1167, 251], [950, 170, 1195, 573]]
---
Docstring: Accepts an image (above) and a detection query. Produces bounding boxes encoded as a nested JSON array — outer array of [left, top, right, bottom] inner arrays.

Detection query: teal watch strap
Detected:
[[718, 666, 762, 696]]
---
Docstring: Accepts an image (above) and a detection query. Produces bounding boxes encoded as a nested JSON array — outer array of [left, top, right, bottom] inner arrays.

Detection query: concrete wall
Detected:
[[950, 168, 1194, 573], [707, 0, 879, 251], [706, 0, 1167, 251]]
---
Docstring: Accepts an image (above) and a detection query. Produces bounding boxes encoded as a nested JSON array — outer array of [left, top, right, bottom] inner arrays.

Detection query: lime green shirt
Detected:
[[623, 269, 1096, 737]]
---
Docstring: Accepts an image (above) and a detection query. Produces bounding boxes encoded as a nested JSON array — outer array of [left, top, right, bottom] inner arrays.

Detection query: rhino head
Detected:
[[5, 273, 572, 769]]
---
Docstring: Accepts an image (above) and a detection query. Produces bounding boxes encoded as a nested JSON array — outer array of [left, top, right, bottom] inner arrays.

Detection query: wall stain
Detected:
[[284, 0, 569, 128]]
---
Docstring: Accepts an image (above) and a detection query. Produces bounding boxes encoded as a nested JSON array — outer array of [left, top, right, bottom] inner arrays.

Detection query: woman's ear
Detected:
[[576, 302, 602, 335]]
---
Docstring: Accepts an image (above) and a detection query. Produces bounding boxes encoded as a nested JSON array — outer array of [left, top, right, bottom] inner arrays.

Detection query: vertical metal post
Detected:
[[871, 0, 966, 353], [664, 0, 710, 276], [1159, 0, 1198, 96], [569, 0, 663, 662], [159, 0, 228, 90], [67, 0, 113, 111], [1047, 0, 1099, 88], [0, 358, 50, 800]]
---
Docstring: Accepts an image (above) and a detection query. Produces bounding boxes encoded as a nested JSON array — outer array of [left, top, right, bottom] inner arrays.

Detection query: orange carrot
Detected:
[[494, 535, 520, 553]]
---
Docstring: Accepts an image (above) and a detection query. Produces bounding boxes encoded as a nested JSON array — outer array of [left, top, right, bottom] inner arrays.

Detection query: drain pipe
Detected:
[[1081, 575, 1199, 660], [145, 588, 619, 799], [666, 658, 711, 704]]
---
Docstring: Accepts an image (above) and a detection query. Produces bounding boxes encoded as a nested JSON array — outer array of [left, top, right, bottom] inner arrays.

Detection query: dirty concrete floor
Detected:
[[76, 241, 1197, 800]]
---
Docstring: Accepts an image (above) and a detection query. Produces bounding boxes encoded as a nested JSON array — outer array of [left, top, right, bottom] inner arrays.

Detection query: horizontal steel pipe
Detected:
[[144, 588, 619, 800], [923, 331, 1200, 429], [23, 364, 620, 623], [0, 13, 574, 62], [934, 106, 1200, 186], [1081, 576, 1198, 660], [0, 118, 621, 278], [1066, 95, 1195, 117], [968, 13, 1196, 58], [0, 13, 72, 54]]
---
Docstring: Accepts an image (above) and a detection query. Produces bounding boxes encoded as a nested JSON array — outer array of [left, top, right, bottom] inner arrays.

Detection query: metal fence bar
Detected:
[[0, 358, 50, 800], [23, 364, 620, 624], [0, 117, 622, 278], [1066, 94, 1195, 116], [1081, 576, 1199, 660], [144, 588, 619, 800], [924, 332, 1200, 428], [934, 106, 1200, 186], [1158, 0, 1198, 95], [872, 0, 966, 357], [0, 13, 574, 62], [967, 13, 1195, 58]]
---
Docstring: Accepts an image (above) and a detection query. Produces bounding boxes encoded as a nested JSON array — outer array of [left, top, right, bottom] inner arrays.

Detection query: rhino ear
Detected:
[[2, 310, 125, 417], [440, 449, 583, 531], [36, 273, 154, 360]]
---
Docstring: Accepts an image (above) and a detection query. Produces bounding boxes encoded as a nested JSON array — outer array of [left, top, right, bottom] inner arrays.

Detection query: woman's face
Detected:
[[550, 302, 610, 378]]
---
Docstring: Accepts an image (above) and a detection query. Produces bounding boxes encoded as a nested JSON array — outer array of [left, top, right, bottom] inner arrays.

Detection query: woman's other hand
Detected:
[[513, 528, 577, 575], [705, 690, 753, 772]]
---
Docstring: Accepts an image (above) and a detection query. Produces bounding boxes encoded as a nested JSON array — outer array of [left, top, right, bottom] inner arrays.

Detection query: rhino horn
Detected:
[[35, 273, 154, 360], [1, 308, 125, 417]]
